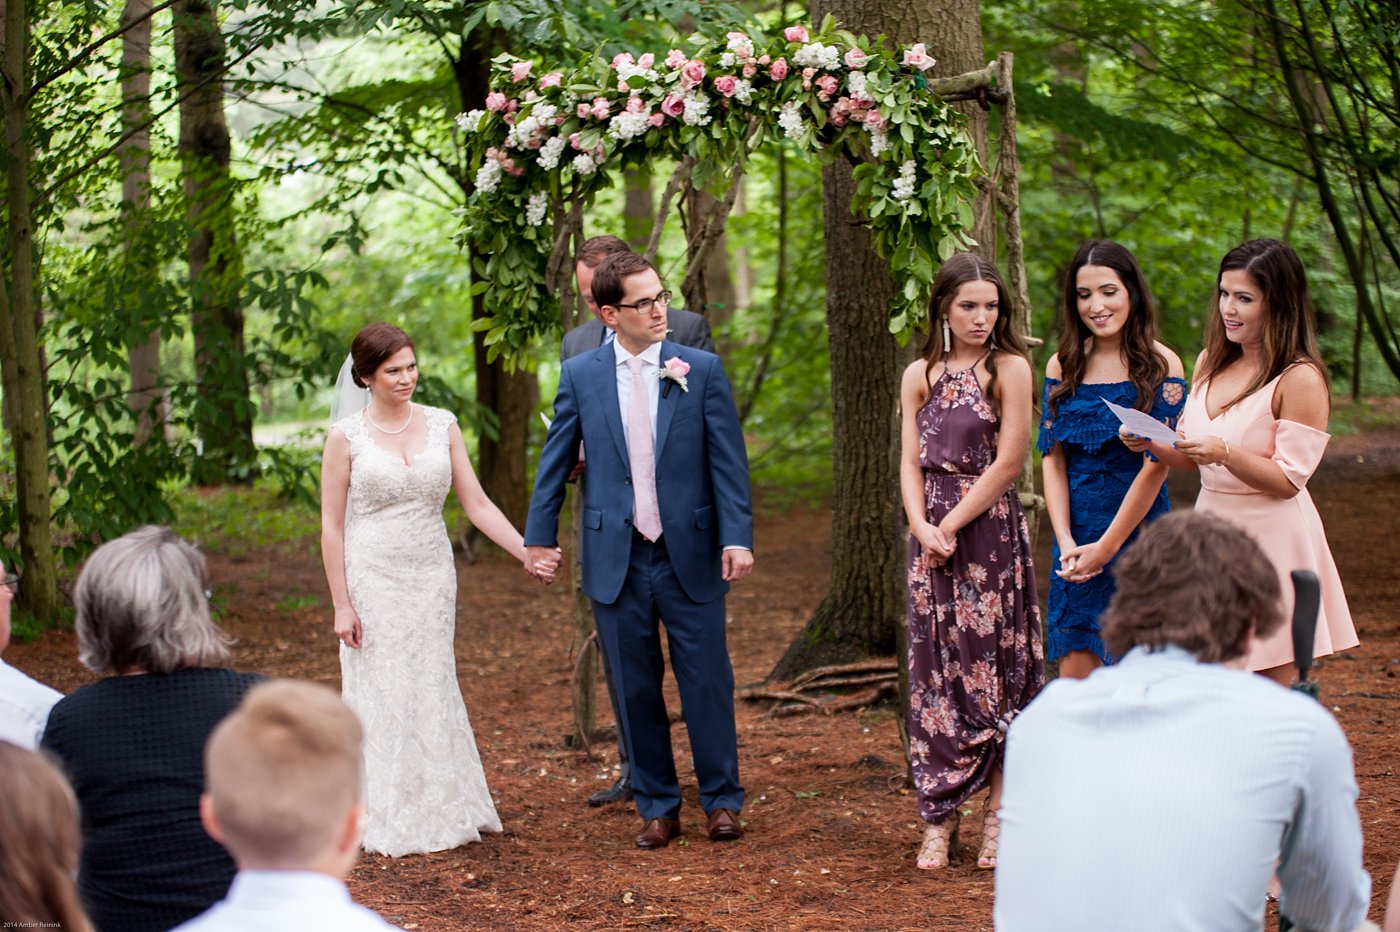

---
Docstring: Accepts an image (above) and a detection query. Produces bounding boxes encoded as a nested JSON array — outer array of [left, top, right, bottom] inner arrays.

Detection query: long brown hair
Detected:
[[920, 252, 1029, 415], [1048, 239, 1168, 414], [0, 742, 93, 932], [1196, 238, 1328, 409]]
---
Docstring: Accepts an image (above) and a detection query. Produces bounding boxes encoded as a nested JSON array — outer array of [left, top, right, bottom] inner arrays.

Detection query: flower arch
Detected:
[[456, 16, 982, 362]]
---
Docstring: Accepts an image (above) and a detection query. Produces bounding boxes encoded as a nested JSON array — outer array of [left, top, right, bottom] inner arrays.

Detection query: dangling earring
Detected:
[[942, 317, 952, 354], [988, 331, 998, 351]]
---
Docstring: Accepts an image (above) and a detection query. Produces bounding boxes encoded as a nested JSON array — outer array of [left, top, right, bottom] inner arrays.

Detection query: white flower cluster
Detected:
[[571, 152, 599, 176], [608, 108, 653, 141], [732, 78, 754, 105], [868, 128, 891, 156], [725, 33, 755, 60], [507, 101, 558, 149], [792, 42, 840, 70], [456, 109, 486, 133], [719, 51, 737, 68], [846, 70, 868, 99], [616, 60, 659, 87], [778, 101, 805, 139], [892, 160, 917, 200], [538, 135, 567, 170], [525, 191, 548, 226], [683, 95, 712, 126], [475, 158, 503, 194]]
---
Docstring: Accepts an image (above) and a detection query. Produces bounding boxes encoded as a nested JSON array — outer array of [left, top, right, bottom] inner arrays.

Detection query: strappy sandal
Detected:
[[916, 812, 960, 870], [977, 807, 1001, 870]]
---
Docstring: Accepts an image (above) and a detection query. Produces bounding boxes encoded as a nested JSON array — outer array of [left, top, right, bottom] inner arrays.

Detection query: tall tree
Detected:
[[774, 0, 990, 677], [0, 0, 61, 619], [120, 0, 163, 445], [174, 0, 255, 484]]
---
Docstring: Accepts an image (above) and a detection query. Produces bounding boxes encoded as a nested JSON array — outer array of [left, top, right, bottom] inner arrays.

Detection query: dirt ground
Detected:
[[12, 414, 1400, 931]]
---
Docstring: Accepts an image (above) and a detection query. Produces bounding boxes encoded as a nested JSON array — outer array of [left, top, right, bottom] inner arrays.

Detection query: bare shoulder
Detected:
[[1045, 352, 1063, 380], [1276, 363, 1330, 428], [993, 351, 1033, 380], [1154, 341, 1185, 378], [1280, 361, 1328, 393]]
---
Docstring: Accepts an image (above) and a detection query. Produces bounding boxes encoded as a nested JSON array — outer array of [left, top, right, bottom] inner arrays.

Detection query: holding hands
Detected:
[[525, 545, 563, 584], [913, 521, 956, 568]]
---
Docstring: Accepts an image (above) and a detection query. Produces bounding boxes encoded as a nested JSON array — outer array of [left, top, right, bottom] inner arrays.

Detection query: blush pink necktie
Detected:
[[625, 357, 663, 541]]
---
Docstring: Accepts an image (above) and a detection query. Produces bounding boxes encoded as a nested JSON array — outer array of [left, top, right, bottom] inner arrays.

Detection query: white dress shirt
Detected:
[[612, 338, 662, 437], [995, 645, 1369, 932], [172, 870, 400, 932], [0, 657, 61, 749]]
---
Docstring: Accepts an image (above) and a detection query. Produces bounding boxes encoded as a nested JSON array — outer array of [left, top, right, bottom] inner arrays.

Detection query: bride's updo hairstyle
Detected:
[[350, 323, 414, 388]]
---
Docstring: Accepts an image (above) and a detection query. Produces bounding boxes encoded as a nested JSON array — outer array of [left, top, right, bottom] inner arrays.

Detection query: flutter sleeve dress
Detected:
[[1177, 370, 1357, 670], [907, 363, 1043, 825], [1037, 377, 1187, 664]]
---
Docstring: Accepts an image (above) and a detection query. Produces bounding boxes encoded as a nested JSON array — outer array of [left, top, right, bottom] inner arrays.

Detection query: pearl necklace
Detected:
[[366, 403, 414, 435]]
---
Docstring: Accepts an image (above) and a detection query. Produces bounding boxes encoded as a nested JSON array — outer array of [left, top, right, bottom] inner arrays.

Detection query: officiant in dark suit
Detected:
[[528, 252, 752, 849], [562, 235, 716, 808]]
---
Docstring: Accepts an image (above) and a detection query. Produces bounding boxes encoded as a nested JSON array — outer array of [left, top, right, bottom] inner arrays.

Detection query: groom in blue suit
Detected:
[[526, 252, 753, 849]]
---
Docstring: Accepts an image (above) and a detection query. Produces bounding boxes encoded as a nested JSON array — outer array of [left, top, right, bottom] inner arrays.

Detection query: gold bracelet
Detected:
[[1223, 440, 1230, 465]]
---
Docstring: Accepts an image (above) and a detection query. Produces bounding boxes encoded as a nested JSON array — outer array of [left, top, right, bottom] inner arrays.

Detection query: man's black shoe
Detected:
[[587, 775, 633, 807]]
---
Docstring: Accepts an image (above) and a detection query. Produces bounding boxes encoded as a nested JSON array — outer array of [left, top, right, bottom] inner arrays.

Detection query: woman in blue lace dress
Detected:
[[1040, 241, 1185, 678]]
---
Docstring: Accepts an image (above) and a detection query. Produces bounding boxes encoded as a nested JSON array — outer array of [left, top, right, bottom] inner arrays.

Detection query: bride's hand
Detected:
[[525, 545, 562, 585], [334, 606, 363, 649]]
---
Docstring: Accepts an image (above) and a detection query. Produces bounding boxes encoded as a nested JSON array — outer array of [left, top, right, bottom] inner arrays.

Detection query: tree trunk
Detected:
[[453, 33, 537, 532], [121, 0, 163, 445], [622, 167, 653, 251], [683, 186, 737, 341], [0, 0, 61, 619], [773, 0, 990, 680], [174, 0, 255, 483]]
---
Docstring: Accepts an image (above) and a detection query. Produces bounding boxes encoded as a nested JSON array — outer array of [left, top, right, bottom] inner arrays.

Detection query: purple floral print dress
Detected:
[[907, 363, 1043, 825]]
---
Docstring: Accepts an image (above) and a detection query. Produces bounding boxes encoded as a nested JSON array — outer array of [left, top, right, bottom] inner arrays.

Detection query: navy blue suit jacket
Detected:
[[525, 340, 753, 605]]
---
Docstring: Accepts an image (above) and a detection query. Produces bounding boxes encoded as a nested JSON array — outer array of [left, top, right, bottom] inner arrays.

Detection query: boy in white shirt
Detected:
[[175, 680, 399, 931]]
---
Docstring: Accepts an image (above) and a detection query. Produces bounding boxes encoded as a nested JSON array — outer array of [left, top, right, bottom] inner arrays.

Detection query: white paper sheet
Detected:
[[1101, 398, 1181, 446]]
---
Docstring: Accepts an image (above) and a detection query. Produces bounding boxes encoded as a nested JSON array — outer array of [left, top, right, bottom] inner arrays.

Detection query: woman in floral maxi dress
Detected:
[[899, 253, 1043, 872]]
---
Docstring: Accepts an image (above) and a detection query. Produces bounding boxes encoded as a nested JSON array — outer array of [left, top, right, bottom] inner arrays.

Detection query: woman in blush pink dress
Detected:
[[1124, 239, 1357, 683]]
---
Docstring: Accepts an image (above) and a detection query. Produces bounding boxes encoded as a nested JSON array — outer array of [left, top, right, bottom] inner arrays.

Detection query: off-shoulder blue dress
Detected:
[[1037, 377, 1186, 664]]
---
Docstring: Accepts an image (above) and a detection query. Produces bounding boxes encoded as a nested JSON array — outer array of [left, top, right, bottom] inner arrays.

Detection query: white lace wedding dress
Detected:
[[335, 405, 502, 856]]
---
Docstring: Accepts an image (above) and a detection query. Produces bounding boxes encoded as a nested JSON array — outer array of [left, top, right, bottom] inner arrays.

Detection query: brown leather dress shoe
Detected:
[[635, 818, 681, 849], [706, 808, 744, 842]]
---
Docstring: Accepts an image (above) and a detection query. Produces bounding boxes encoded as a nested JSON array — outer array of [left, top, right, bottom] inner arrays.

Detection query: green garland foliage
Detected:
[[456, 14, 981, 362]]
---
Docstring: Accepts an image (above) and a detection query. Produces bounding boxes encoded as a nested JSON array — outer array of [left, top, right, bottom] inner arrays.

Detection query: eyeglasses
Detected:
[[1, 574, 19, 596], [614, 290, 672, 315]]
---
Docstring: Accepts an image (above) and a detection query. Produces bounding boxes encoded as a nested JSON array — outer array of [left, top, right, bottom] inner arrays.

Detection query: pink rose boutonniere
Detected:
[[660, 357, 691, 396]]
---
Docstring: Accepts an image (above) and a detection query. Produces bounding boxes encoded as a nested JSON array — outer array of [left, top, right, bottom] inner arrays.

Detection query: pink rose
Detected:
[[680, 58, 706, 90], [503, 111, 516, 125], [801, 66, 815, 90], [903, 42, 936, 72], [784, 25, 809, 43], [577, 102, 592, 119], [665, 48, 687, 70], [664, 356, 691, 378], [829, 99, 851, 126], [726, 30, 749, 46], [845, 47, 870, 69], [525, 137, 542, 149], [568, 132, 582, 150], [815, 74, 839, 101], [864, 106, 886, 129], [591, 97, 611, 119], [638, 52, 655, 70], [759, 54, 771, 66], [485, 91, 507, 112], [660, 94, 685, 118], [647, 111, 665, 127], [510, 60, 533, 83], [714, 75, 738, 98], [742, 62, 757, 78], [611, 52, 635, 70], [539, 72, 562, 89], [769, 58, 789, 82], [626, 95, 646, 113]]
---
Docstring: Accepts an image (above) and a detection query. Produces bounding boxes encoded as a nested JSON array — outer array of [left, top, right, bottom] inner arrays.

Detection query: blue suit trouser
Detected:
[[590, 532, 744, 821]]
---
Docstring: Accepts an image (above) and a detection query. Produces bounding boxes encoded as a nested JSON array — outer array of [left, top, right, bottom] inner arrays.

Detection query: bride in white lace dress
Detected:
[[320, 324, 558, 857]]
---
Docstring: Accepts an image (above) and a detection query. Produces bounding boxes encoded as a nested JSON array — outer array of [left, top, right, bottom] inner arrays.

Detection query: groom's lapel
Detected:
[[588, 345, 630, 466], [654, 340, 681, 461]]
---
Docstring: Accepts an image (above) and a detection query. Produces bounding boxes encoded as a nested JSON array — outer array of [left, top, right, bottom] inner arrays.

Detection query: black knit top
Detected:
[[42, 667, 261, 932]]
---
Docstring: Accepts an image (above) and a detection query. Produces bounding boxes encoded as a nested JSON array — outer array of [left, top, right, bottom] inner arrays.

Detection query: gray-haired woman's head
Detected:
[[75, 526, 231, 675]]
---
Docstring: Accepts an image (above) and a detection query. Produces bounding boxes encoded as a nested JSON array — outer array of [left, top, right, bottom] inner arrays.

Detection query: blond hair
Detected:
[[0, 742, 93, 931], [205, 680, 364, 867]]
